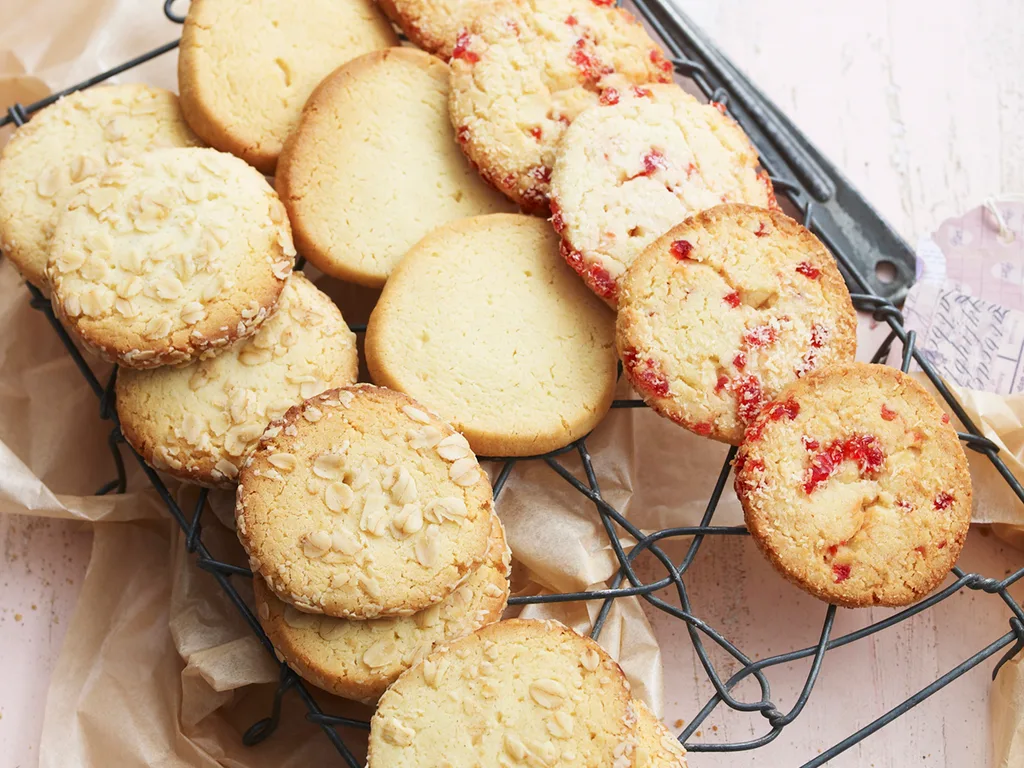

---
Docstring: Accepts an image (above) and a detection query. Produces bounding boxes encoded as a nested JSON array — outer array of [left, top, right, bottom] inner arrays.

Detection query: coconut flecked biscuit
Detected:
[[253, 514, 510, 703], [236, 384, 494, 619], [616, 205, 857, 445], [376, 0, 487, 59], [449, 0, 674, 214], [0, 84, 201, 288], [178, 0, 397, 175], [365, 214, 617, 457], [734, 363, 972, 608], [116, 273, 357, 487], [551, 84, 775, 306], [277, 48, 514, 288], [368, 618, 637, 767], [633, 699, 687, 768], [46, 147, 294, 369]]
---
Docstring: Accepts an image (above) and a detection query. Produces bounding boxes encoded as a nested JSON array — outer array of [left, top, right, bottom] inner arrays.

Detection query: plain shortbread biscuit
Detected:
[[551, 84, 775, 306], [449, 0, 674, 214], [376, 0, 487, 59], [116, 273, 357, 487], [368, 618, 637, 767], [0, 84, 201, 288], [617, 205, 857, 444], [253, 513, 510, 703], [365, 214, 617, 457], [236, 384, 494, 619], [734, 363, 972, 608], [178, 0, 397, 174], [277, 47, 514, 288], [47, 147, 294, 369]]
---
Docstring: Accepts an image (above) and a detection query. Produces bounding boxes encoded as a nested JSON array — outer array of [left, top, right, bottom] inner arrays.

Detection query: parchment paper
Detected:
[[0, 1, 1020, 766]]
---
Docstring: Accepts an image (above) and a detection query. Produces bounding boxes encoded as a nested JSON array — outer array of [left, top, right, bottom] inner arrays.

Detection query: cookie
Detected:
[[734, 363, 972, 608], [0, 84, 201, 288], [551, 84, 775, 306], [116, 273, 358, 487], [46, 147, 294, 369], [376, 0, 486, 59], [634, 699, 688, 768], [253, 513, 510, 703], [616, 205, 857, 445], [177, 0, 397, 174], [365, 214, 617, 457], [236, 384, 494, 619], [449, 0, 674, 214], [276, 47, 514, 288], [368, 618, 637, 767]]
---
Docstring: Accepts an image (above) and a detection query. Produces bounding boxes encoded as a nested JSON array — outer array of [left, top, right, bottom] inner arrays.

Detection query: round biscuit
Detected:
[[368, 618, 637, 767], [633, 699, 688, 768], [177, 0, 397, 174], [376, 0, 488, 59], [364, 213, 617, 457], [236, 384, 494, 619], [276, 47, 514, 288], [617, 204, 857, 444], [734, 362, 973, 608], [116, 273, 358, 487], [47, 147, 294, 369], [0, 84, 201, 288]]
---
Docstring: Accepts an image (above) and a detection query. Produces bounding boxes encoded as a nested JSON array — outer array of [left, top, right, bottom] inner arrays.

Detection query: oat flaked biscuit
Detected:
[[735, 363, 972, 608], [616, 204, 857, 445], [0, 84, 201, 288], [449, 0, 673, 214], [368, 618, 637, 767], [46, 147, 294, 369], [276, 48, 513, 288], [364, 214, 617, 457], [177, 0, 397, 174], [236, 384, 493, 619], [377, 0, 488, 59], [116, 273, 357, 487], [254, 514, 510, 703], [551, 84, 775, 306], [633, 699, 688, 768]]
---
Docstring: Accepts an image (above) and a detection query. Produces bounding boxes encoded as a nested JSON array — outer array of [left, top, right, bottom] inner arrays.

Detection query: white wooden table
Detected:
[[1, 1, 1023, 766]]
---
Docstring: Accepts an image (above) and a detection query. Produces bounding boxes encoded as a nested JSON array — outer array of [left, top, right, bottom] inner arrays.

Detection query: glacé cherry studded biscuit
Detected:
[[634, 699, 688, 768], [735, 363, 972, 608], [365, 214, 617, 457], [616, 205, 857, 444], [551, 84, 775, 306], [448, 0, 674, 214], [253, 514, 510, 703], [376, 0, 487, 59], [178, 0, 397, 174], [236, 385, 494, 619], [0, 84, 201, 288], [116, 273, 357, 487], [276, 48, 514, 288], [368, 618, 637, 767], [46, 147, 294, 369]]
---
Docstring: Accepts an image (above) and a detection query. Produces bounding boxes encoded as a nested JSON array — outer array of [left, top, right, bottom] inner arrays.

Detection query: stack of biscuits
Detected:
[[0, 0, 974, 764]]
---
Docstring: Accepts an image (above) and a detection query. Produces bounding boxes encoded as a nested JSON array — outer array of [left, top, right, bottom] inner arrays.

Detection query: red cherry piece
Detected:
[[622, 347, 670, 397], [565, 14, 578, 25], [809, 324, 829, 349], [724, 291, 741, 308], [796, 261, 821, 279], [714, 375, 729, 394], [670, 239, 693, 261], [802, 434, 885, 495], [832, 563, 852, 583], [755, 222, 769, 238], [709, 101, 728, 115], [915, 546, 927, 556], [801, 435, 819, 452], [733, 353, 747, 370], [733, 375, 764, 423], [694, 422, 714, 436], [942, 413, 951, 424], [881, 404, 898, 421], [632, 86, 653, 98], [743, 325, 778, 347], [599, 88, 620, 106], [452, 32, 479, 63], [938, 540, 947, 549], [934, 492, 954, 511], [896, 498, 913, 513]]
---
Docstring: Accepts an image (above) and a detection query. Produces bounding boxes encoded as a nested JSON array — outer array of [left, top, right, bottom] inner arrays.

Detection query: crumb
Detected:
[[711, 725, 718, 732], [14, 613, 22, 622], [31, 604, 37, 610], [673, 719, 684, 728]]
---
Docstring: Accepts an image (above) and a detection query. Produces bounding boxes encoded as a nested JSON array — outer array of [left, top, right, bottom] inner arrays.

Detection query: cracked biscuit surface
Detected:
[[735, 363, 972, 608], [365, 214, 617, 457], [551, 84, 774, 306], [616, 204, 857, 444], [236, 384, 493, 619], [116, 273, 357, 487], [178, 0, 397, 174], [0, 84, 201, 288], [368, 618, 637, 768], [448, 0, 673, 214], [47, 147, 294, 369], [633, 698, 688, 768], [253, 513, 510, 703], [276, 47, 513, 288], [376, 0, 489, 59]]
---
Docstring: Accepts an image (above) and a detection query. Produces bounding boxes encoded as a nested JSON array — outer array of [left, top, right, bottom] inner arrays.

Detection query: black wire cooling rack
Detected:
[[3, 1, 1023, 766]]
